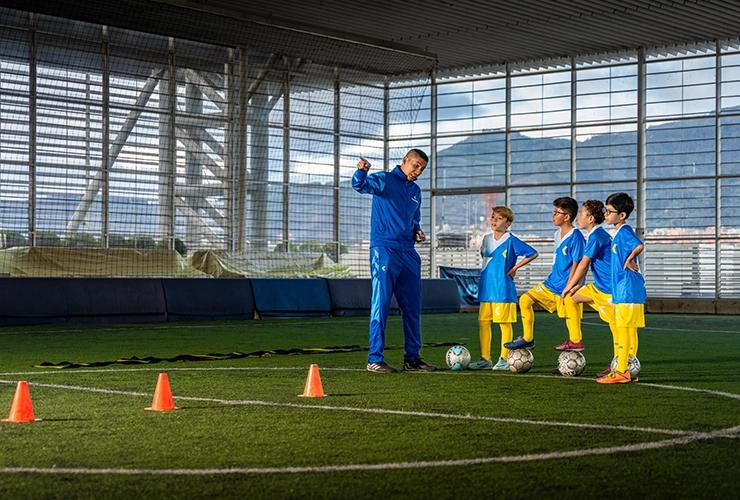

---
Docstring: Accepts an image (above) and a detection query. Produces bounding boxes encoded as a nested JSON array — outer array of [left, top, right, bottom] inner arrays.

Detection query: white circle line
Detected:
[[0, 426, 738, 476], [0, 379, 700, 437]]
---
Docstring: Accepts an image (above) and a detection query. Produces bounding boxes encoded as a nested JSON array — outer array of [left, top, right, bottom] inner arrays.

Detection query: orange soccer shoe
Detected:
[[596, 370, 631, 384]]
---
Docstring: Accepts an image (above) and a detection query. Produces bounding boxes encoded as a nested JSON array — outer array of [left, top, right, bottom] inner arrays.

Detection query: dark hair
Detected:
[[582, 200, 605, 224], [553, 196, 578, 221], [408, 148, 429, 163], [606, 192, 635, 219]]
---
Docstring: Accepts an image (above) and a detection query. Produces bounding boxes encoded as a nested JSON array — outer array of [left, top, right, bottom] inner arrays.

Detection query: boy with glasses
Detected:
[[597, 192, 645, 384], [505, 197, 585, 353], [560, 200, 620, 376]]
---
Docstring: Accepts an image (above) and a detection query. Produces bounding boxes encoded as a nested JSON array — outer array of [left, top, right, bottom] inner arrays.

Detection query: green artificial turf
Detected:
[[0, 312, 738, 499]]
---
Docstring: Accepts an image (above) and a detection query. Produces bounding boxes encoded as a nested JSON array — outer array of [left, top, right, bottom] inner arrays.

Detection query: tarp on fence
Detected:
[[0, 247, 207, 277], [188, 250, 354, 278]]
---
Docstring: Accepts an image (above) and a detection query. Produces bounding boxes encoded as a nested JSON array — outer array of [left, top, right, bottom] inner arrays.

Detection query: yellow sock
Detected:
[[609, 323, 620, 357], [617, 326, 631, 373], [564, 296, 583, 343], [629, 327, 639, 357], [499, 323, 513, 359], [519, 293, 535, 342], [478, 320, 492, 361]]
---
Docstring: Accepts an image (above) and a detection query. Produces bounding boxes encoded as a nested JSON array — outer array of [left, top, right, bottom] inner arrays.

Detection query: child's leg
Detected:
[[519, 293, 535, 342], [499, 323, 513, 359], [616, 326, 631, 373], [564, 295, 583, 343], [628, 327, 638, 357], [609, 323, 620, 357], [478, 319, 492, 361]]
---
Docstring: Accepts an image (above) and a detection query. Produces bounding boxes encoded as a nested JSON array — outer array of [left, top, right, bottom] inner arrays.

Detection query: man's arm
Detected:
[[413, 190, 425, 242], [352, 157, 385, 195]]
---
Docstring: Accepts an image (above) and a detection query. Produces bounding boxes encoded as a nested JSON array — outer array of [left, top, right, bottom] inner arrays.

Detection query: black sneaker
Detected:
[[367, 361, 397, 373], [403, 358, 437, 372]]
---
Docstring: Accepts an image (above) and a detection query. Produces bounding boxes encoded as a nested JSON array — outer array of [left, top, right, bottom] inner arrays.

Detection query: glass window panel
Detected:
[[437, 133, 505, 189], [510, 129, 571, 185], [721, 177, 740, 233], [340, 84, 383, 138], [646, 118, 715, 179], [576, 124, 636, 182], [646, 56, 716, 119], [645, 178, 715, 233], [388, 85, 431, 139]]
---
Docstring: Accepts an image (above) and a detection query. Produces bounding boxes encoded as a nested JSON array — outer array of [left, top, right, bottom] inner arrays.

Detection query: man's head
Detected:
[[552, 196, 578, 225], [400, 149, 428, 182], [605, 192, 635, 220]]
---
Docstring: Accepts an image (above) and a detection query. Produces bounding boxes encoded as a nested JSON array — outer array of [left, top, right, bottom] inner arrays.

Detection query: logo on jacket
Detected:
[[561, 245, 568, 255], [412, 195, 419, 203], [612, 243, 617, 254], [381, 265, 386, 271], [502, 249, 508, 258]]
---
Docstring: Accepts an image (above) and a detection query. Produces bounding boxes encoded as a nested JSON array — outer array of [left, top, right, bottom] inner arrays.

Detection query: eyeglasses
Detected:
[[552, 210, 568, 216], [604, 209, 619, 215]]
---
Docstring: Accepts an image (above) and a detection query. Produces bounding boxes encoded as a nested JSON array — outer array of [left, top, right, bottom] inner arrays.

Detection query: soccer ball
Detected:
[[610, 354, 641, 379], [507, 348, 534, 373], [557, 350, 586, 377], [445, 345, 471, 371]]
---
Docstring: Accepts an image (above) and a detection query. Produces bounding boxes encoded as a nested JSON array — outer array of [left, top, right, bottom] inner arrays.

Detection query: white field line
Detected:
[[0, 370, 739, 476], [0, 379, 701, 437], [0, 426, 738, 476]]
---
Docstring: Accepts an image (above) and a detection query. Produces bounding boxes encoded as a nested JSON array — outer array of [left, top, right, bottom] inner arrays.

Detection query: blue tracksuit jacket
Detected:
[[353, 165, 423, 363]]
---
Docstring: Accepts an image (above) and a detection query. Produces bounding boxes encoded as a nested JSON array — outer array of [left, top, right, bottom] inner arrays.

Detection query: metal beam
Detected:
[[66, 68, 164, 234]]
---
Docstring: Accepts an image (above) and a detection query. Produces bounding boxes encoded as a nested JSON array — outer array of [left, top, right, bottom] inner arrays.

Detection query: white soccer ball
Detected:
[[445, 345, 471, 370], [507, 348, 534, 373], [610, 354, 641, 379], [558, 350, 586, 377]]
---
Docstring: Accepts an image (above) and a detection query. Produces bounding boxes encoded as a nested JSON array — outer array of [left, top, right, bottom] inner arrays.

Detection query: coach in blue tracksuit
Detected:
[[353, 149, 436, 373]]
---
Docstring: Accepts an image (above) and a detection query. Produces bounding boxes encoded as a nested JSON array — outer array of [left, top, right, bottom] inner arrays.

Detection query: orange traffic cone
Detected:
[[2, 381, 40, 422], [145, 373, 179, 411], [299, 364, 326, 398]]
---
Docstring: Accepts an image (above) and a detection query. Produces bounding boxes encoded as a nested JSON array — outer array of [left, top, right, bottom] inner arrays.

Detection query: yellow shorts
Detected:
[[479, 302, 517, 323], [615, 303, 645, 328], [574, 284, 615, 324], [526, 283, 567, 318]]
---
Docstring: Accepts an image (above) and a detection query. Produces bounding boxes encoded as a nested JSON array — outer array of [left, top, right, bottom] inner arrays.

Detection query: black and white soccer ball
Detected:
[[507, 348, 534, 373], [610, 354, 641, 379], [557, 350, 586, 377], [445, 345, 471, 370]]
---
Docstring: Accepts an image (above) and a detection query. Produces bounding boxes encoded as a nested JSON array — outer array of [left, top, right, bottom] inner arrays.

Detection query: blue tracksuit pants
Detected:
[[368, 246, 422, 363]]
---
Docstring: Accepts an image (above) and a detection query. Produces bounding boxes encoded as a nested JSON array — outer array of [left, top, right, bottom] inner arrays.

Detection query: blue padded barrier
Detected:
[[326, 278, 400, 317], [250, 278, 331, 317], [63, 278, 167, 324], [421, 279, 461, 314], [0, 277, 67, 326], [162, 278, 255, 322]]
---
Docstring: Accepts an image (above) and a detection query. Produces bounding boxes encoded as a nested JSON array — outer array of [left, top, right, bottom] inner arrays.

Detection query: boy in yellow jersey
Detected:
[[597, 192, 645, 384], [560, 200, 620, 377], [469, 207, 538, 371], [505, 197, 585, 352]]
